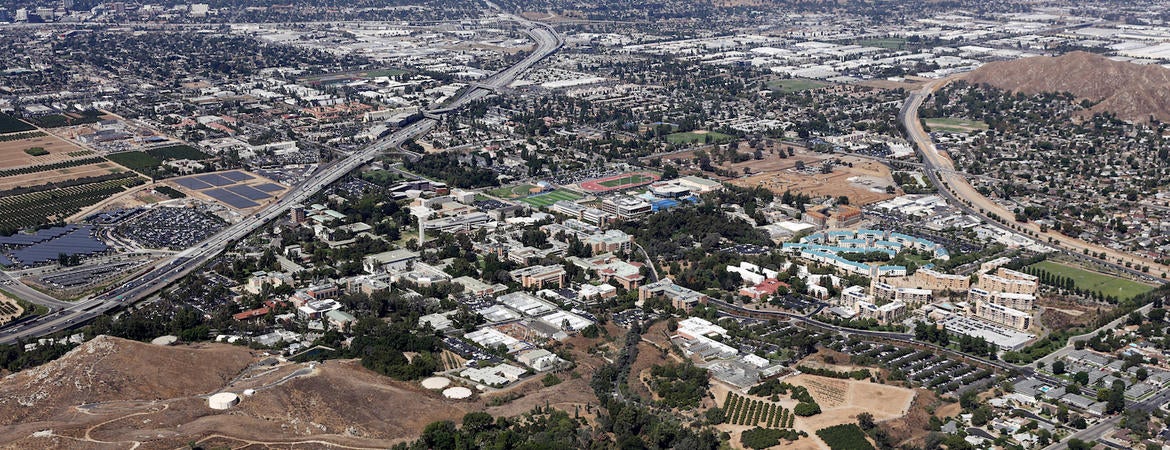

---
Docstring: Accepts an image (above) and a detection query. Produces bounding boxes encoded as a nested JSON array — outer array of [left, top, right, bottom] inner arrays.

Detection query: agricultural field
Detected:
[[0, 173, 145, 231], [723, 392, 794, 429], [816, 424, 875, 450], [0, 132, 93, 168], [106, 151, 162, 174], [146, 144, 211, 161], [489, 184, 540, 199], [28, 111, 106, 128], [1028, 260, 1156, 300], [923, 117, 989, 133], [518, 189, 582, 208], [666, 130, 734, 145], [579, 171, 661, 193], [768, 78, 829, 94], [0, 113, 36, 133]]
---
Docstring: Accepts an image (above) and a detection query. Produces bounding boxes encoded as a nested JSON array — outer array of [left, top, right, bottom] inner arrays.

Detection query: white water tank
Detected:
[[208, 392, 240, 410]]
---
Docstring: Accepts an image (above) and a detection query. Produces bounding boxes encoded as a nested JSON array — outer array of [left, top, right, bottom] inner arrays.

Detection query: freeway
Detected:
[[0, 14, 562, 346], [899, 80, 1169, 283]]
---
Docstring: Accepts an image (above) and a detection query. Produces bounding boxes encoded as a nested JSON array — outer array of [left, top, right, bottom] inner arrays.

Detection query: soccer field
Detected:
[[519, 189, 582, 208], [1028, 261, 1156, 300]]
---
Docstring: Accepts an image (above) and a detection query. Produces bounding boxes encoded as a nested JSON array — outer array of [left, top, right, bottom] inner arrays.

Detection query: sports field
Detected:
[[488, 184, 539, 199], [1028, 260, 1156, 300], [767, 78, 829, 94], [579, 171, 661, 193], [924, 117, 988, 133], [600, 174, 655, 188], [519, 189, 582, 208], [666, 130, 734, 145]]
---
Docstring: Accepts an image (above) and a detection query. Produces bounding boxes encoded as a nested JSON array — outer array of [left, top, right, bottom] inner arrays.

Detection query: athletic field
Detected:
[[579, 171, 661, 193], [519, 189, 582, 208]]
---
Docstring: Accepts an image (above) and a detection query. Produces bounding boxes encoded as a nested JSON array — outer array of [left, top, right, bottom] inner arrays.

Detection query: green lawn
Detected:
[[365, 68, 407, 78], [488, 184, 538, 199], [519, 189, 582, 208], [666, 131, 734, 145], [855, 37, 908, 50], [599, 174, 656, 188], [767, 78, 829, 94], [1028, 261, 1156, 300], [923, 117, 989, 133]]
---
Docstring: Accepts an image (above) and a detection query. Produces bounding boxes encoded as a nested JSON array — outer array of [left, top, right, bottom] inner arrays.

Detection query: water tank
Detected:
[[208, 392, 240, 410]]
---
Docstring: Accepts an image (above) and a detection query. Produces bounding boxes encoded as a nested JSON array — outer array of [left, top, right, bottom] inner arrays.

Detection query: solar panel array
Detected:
[[226, 185, 272, 201], [253, 183, 284, 193], [171, 171, 285, 210], [0, 225, 76, 246], [203, 188, 259, 208], [0, 225, 109, 266]]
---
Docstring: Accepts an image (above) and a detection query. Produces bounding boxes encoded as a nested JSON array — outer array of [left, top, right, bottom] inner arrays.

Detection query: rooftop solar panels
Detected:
[[254, 183, 284, 193], [220, 171, 253, 182], [195, 173, 233, 186], [203, 188, 259, 209], [174, 177, 212, 190], [225, 185, 272, 201]]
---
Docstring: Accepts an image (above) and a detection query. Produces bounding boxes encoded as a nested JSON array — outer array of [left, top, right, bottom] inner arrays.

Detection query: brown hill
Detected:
[[963, 51, 1170, 123], [0, 336, 488, 449]]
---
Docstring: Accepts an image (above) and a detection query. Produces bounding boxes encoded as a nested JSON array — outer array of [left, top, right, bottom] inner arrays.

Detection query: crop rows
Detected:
[[0, 131, 46, 142], [724, 392, 794, 429], [0, 156, 108, 178], [0, 176, 144, 229]]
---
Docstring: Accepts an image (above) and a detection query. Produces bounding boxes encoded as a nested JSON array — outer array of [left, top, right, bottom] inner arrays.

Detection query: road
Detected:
[[0, 15, 563, 346], [899, 79, 1169, 282]]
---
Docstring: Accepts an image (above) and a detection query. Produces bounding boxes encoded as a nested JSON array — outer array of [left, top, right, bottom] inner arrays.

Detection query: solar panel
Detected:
[[0, 225, 75, 246], [195, 174, 233, 187], [174, 177, 212, 190], [220, 171, 253, 182], [203, 188, 259, 209], [7, 226, 109, 265], [225, 185, 272, 201], [253, 183, 284, 193]]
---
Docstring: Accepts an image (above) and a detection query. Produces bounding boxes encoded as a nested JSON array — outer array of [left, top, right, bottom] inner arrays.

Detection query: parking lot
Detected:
[[39, 259, 151, 290], [830, 339, 995, 397], [116, 207, 226, 249]]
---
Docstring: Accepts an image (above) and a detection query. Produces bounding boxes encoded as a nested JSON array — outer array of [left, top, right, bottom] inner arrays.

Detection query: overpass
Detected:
[[0, 12, 563, 346]]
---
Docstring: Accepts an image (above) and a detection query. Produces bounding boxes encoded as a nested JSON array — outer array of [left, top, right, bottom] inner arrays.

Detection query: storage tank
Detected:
[[208, 392, 240, 410]]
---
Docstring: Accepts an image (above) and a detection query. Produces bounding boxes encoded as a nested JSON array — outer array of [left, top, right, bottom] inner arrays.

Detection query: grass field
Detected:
[[666, 131, 734, 145], [768, 78, 829, 94], [365, 68, 407, 78], [1028, 260, 1156, 300], [924, 117, 989, 133], [519, 189, 582, 208], [489, 184, 539, 199], [599, 174, 655, 188], [855, 37, 908, 50]]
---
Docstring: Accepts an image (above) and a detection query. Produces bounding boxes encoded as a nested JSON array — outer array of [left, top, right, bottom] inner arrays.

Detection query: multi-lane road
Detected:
[[0, 17, 562, 346], [899, 80, 1170, 283]]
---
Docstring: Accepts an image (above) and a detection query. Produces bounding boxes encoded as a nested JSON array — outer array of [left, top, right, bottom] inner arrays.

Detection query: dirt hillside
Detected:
[[964, 51, 1170, 123]]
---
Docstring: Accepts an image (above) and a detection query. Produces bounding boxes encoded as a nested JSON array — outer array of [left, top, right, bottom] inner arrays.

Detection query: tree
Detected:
[[857, 412, 875, 430], [1051, 360, 1066, 375]]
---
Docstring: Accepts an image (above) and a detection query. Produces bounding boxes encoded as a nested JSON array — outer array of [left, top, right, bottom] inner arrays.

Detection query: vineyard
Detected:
[[147, 144, 210, 161], [0, 113, 36, 133], [0, 174, 144, 230], [0, 157, 107, 177], [723, 392, 794, 429]]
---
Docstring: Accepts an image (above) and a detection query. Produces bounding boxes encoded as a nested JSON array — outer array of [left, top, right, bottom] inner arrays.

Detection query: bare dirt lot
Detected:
[[0, 133, 91, 169], [729, 153, 896, 206]]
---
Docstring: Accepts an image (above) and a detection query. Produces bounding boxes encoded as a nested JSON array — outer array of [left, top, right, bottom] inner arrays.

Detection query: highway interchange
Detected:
[[0, 15, 562, 346]]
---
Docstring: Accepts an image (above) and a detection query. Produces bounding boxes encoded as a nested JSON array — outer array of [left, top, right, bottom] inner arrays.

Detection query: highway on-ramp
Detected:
[[0, 17, 562, 346]]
